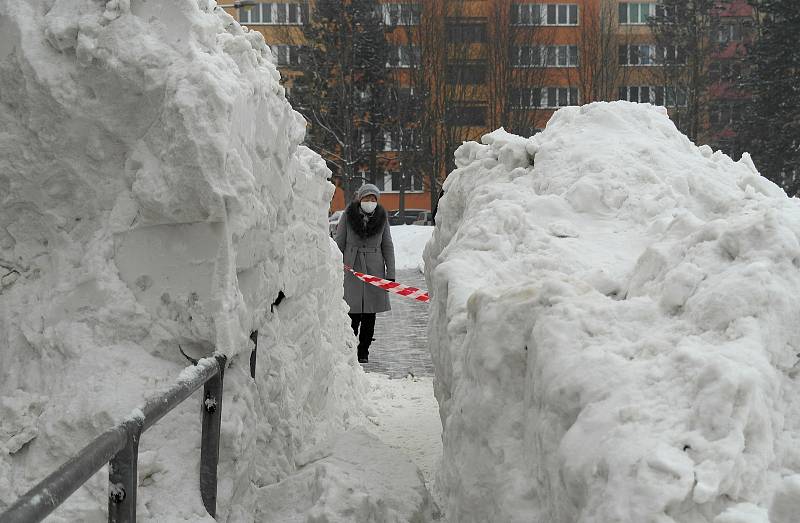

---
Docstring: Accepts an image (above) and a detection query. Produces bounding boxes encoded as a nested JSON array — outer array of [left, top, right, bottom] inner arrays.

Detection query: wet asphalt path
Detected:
[[361, 268, 434, 378]]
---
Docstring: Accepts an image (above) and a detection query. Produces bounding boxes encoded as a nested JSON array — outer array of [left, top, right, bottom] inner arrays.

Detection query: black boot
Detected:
[[357, 345, 369, 364], [357, 313, 376, 363]]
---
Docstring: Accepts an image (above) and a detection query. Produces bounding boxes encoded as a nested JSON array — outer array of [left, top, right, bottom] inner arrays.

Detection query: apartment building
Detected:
[[222, 1, 756, 212]]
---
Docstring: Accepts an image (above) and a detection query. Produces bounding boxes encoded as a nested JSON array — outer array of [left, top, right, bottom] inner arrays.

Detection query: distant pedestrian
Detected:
[[335, 184, 396, 363]]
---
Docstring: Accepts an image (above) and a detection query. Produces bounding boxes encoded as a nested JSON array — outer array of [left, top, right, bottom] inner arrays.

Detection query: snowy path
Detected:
[[365, 373, 444, 516], [362, 268, 434, 377], [358, 250, 444, 515]]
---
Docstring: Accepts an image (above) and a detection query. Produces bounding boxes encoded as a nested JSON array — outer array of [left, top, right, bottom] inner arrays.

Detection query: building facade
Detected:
[[222, 1, 756, 213]]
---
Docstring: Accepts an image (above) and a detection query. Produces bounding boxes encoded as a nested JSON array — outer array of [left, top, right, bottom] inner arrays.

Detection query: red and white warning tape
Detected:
[[344, 265, 430, 303]]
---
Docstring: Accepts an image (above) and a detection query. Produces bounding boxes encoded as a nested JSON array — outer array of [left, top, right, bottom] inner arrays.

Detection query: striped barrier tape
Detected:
[[344, 265, 430, 303]]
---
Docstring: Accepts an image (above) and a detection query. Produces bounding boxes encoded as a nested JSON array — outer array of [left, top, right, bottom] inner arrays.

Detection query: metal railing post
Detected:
[[200, 354, 227, 517], [108, 417, 144, 523], [249, 330, 258, 379], [0, 354, 227, 523]]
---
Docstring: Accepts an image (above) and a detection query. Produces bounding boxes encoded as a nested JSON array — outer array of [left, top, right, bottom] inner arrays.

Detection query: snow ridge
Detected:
[[0, 1, 366, 520], [425, 101, 800, 522]]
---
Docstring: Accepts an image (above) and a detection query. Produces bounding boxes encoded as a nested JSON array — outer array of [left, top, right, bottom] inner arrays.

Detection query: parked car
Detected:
[[328, 210, 344, 237], [388, 209, 427, 226], [412, 211, 434, 226]]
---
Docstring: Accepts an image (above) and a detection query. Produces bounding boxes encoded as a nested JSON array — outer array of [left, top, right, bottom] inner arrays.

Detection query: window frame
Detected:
[[511, 3, 579, 26], [512, 45, 578, 68], [239, 3, 306, 26], [618, 2, 656, 25], [446, 18, 488, 44], [619, 85, 688, 107], [381, 3, 421, 27], [386, 45, 420, 68]]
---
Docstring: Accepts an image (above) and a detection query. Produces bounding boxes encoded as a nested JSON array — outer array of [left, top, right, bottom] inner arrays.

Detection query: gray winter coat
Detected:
[[335, 203, 396, 314]]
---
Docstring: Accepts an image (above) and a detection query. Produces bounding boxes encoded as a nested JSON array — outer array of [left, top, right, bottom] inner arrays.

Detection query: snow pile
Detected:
[[0, 1, 367, 520], [390, 225, 433, 272], [425, 101, 800, 522]]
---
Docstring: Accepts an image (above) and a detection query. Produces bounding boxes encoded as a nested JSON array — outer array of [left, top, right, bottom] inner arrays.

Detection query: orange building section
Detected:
[[330, 189, 430, 214]]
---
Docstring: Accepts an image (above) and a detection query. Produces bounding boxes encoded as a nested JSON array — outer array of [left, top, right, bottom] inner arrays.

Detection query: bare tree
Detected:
[[488, 0, 555, 135], [649, 0, 721, 141], [571, 0, 636, 103], [285, 0, 391, 203]]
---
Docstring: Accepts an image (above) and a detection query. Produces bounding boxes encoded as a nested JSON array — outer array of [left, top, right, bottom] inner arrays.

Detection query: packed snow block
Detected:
[[0, 1, 366, 520], [425, 102, 800, 522], [255, 427, 436, 522]]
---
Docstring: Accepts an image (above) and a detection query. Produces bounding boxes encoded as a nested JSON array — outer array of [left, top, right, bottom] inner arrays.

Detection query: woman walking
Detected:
[[335, 184, 396, 363]]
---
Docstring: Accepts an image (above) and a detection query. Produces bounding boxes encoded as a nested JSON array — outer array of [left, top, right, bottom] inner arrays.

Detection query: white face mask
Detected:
[[360, 201, 377, 213]]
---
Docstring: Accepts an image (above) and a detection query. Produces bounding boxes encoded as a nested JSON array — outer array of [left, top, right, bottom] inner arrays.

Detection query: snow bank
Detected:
[[425, 101, 800, 522], [390, 225, 433, 272], [0, 1, 366, 520]]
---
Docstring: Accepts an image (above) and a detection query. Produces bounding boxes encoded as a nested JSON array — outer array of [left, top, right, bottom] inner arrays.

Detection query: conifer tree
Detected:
[[740, 0, 800, 194]]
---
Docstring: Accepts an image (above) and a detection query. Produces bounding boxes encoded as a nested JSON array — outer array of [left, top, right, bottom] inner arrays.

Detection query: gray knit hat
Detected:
[[356, 183, 380, 201]]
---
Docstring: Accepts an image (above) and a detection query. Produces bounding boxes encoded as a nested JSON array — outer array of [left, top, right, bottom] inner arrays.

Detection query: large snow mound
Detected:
[[425, 101, 800, 522], [0, 1, 367, 520]]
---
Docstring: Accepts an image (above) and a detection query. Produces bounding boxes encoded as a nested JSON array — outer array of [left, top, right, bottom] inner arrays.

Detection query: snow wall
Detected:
[[425, 101, 800, 522], [0, 1, 367, 520]]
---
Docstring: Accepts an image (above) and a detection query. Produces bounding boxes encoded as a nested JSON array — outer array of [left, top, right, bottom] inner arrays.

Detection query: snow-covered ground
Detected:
[[391, 225, 434, 271], [365, 374, 444, 514], [426, 102, 800, 522]]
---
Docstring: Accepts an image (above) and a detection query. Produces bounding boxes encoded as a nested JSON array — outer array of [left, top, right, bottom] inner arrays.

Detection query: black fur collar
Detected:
[[346, 201, 387, 238]]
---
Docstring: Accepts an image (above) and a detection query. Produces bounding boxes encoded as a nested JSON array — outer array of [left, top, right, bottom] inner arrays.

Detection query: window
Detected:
[[513, 45, 578, 67], [509, 87, 542, 108], [384, 171, 423, 192], [387, 87, 422, 112], [512, 87, 578, 108], [446, 104, 487, 126], [709, 60, 743, 83], [386, 45, 420, 68], [618, 85, 652, 103], [543, 87, 578, 107], [381, 3, 421, 26], [654, 3, 676, 19], [662, 86, 687, 107], [709, 101, 746, 127], [510, 3, 542, 25], [618, 3, 655, 24], [382, 128, 419, 151], [514, 126, 544, 137], [370, 171, 385, 191], [357, 128, 373, 152], [239, 3, 307, 25], [717, 22, 745, 43], [446, 19, 488, 43], [619, 85, 687, 106], [269, 45, 302, 66], [655, 44, 686, 65], [619, 44, 685, 66], [446, 62, 487, 84], [618, 44, 655, 66], [511, 4, 578, 26]]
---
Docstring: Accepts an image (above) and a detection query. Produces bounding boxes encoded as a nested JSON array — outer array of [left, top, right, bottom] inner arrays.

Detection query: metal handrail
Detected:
[[1, 353, 228, 523]]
